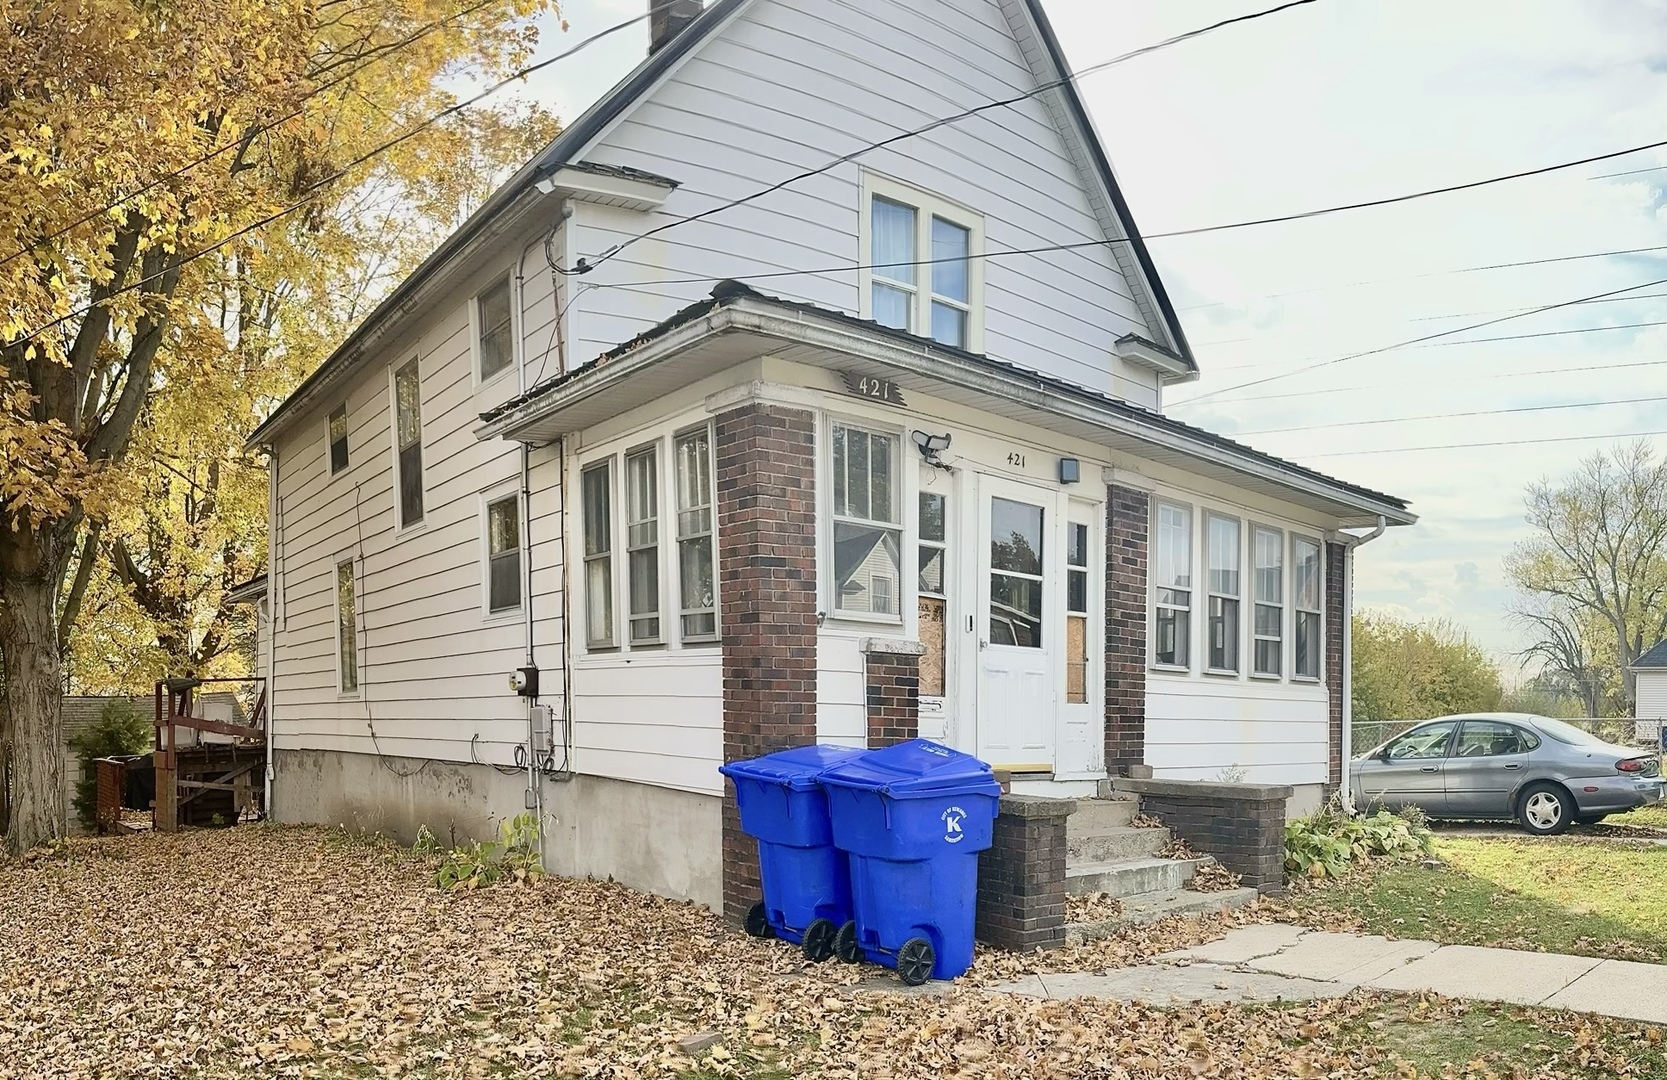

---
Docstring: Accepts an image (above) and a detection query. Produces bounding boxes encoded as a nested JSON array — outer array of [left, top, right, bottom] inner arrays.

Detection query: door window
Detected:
[[1454, 721, 1536, 758], [1385, 722, 1457, 760], [918, 490, 948, 697], [989, 497, 1044, 648]]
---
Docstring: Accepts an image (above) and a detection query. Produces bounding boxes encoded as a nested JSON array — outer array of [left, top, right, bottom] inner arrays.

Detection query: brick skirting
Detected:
[[861, 637, 924, 749], [1105, 485, 1150, 775], [1115, 778, 1292, 894], [975, 795, 1078, 951]]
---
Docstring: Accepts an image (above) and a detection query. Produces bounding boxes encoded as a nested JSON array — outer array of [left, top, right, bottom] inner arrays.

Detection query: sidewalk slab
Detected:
[[1026, 965, 1341, 1005], [1245, 932, 1440, 985], [1367, 945, 1602, 1005], [1158, 923, 1309, 965], [1541, 959, 1667, 1024]]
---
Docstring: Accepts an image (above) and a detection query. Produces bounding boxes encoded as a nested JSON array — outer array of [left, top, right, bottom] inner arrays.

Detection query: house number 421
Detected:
[[1007, 452, 1026, 468]]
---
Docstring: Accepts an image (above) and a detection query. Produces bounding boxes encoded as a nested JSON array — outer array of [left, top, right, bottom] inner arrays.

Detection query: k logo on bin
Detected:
[[942, 806, 966, 843]]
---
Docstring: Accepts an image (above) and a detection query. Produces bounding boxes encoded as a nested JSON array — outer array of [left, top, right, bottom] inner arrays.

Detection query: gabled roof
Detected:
[[249, 0, 1197, 446], [1634, 640, 1667, 670]]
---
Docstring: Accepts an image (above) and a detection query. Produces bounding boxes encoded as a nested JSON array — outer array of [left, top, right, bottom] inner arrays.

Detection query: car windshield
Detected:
[[1531, 717, 1608, 747]]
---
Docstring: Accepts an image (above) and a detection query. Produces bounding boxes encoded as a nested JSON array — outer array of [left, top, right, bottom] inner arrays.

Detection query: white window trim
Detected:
[[327, 402, 349, 477], [1066, 501, 1102, 708], [824, 413, 907, 627], [478, 485, 523, 621], [1292, 533, 1325, 683], [472, 271, 517, 389], [674, 421, 720, 646], [858, 171, 986, 354], [624, 439, 666, 648], [1203, 511, 1243, 677], [1250, 522, 1284, 681], [390, 357, 426, 535], [1150, 498, 1193, 673], [335, 557, 360, 698]]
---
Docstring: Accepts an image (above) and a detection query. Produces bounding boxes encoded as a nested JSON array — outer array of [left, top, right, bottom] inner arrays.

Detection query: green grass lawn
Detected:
[[1289, 834, 1667, 963], [1612, 803, 1667, 829]]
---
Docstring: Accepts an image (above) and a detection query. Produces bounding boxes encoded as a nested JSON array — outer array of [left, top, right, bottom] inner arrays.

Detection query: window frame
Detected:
[[391, 357, 425, 531], [473, 273, 516, 386], [581, 458, 617, 650], [826, 414, 905, 626], [1150, 499, 1194, 672], [1250, 523, 1284, 679], [624, 441, 664, 647], [674, 423, 719, 645], [1203, 512, 1242, 676], [1292, 533, 1324, 682], [481, 489, 522, 617], [335, 557, 359, 696], [327, 403, 349, 476], [858, 172, 985, 353], [917, 489, 949, 600], [1454, 719, 1538, 758]]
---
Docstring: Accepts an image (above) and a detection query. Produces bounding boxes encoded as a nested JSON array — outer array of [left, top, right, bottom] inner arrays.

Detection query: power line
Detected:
[[1179, 358, 1666, 408], [566, 0, 1327, 274], [1590, 164, 1667, 180], [1172, 274, 1667, 407], [1404, 291, 1667, 324], [8, 12, 665, 345], [1304, 428, 1667, 460], [1234, 394, 1667, 437]]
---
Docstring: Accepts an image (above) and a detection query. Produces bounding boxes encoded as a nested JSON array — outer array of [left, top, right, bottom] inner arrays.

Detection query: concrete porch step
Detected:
[[1066, 796, 1139, 833], [1066, 856, 1209, 897], [1064, 887, 1262, 944], [1066, 825, 1171, 864]]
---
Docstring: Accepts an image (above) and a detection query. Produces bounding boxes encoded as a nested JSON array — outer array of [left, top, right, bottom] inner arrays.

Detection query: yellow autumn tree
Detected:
[[0, 0, 559, 853]]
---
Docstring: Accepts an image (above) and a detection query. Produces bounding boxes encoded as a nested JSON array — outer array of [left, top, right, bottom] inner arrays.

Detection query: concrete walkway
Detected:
[[989, 924, 1667, 1024]]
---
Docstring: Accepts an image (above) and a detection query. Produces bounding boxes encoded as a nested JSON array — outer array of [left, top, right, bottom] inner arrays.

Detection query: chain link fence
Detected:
[[1353, 716, 1658, 756]]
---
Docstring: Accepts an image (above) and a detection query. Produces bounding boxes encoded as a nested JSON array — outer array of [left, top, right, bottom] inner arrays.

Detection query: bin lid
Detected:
[[718, 744, 869, 791], [818, 739, 1003, 799]]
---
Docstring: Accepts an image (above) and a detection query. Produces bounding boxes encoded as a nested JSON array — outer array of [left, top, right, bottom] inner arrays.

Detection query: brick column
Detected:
[[862, 637, 923, 748], [1105, 485, 1149, 776], [1325, 541, 1347, 786], [1116, 778, 1293, 894], [716, 404, 818, 921], [976, 795, 1078, 951]]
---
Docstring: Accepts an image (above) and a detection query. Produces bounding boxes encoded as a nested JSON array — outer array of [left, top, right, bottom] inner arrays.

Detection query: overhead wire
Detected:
[[1304, 429, 1667, 460], [1232, 394, 1667, 437], [1187, 358, 1666, 407]]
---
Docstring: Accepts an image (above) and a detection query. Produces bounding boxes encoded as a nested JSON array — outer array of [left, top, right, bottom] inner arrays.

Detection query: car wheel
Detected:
[[1518, 783, 1573, 836]]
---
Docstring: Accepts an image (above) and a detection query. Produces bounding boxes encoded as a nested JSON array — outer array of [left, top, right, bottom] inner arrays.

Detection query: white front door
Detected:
[[976, 476, 1056, 771]]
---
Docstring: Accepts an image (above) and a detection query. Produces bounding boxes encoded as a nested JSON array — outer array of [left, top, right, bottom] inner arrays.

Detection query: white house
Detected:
[[245, 0, 1415, 915], [1634, 640, 1667, 743]]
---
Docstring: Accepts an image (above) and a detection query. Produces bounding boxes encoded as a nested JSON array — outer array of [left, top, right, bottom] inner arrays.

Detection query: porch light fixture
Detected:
[[1059, 457, 1081, 485], [912, 430, 952, 471]]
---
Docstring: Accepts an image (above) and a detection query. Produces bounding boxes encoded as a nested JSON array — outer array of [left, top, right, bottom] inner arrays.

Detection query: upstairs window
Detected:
[[476, 276, 514, 382], [394, 358, 424, 527], [328, 404, 349, 475], [832, 422, 901, 620], [1293, 536, 1323, 679], [862, 176, 983, 351], [1205, 514, 1241, 673]]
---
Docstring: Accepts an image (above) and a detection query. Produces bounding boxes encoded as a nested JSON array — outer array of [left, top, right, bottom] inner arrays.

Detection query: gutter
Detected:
[[1337, 515, 1388, 812], [264, 446, 280, 819]]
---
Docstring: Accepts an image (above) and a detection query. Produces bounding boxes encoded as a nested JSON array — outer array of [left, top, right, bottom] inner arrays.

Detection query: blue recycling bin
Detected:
[[819, 739, 1003, 984], [718, 744, 868, 961]]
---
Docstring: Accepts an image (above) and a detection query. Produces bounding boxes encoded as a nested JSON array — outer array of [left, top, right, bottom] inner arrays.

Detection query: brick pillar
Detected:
[[1325, 541, 1347, 786], [1116, 778, 1293, 894], [975, 795, 1077, 951], [716, 404, 818, 921], [862, 638, 923, 748], [1105, 485, 1149, 776]]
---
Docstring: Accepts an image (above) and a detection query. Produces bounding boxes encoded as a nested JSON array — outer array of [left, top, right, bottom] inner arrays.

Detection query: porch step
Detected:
[[1066, 796, 1139, 833], [1064, 887, 1262, 944], [1066, 856, 1209, 897], [1066, 825, 1171, 863]]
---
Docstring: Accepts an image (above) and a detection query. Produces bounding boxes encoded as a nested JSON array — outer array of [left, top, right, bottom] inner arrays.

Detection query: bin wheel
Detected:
[[896, 937, 935, 987], [744, 901, 774, 940], [802, 918, 837, 962], [834, 920, 862, 964]]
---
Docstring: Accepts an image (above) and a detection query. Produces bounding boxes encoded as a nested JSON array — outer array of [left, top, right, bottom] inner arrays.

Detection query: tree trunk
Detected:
[[0, 541, 66, 854]]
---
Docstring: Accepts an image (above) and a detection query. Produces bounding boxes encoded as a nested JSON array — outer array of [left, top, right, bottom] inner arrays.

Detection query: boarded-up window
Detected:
[[1066, 521, 1088, 704]]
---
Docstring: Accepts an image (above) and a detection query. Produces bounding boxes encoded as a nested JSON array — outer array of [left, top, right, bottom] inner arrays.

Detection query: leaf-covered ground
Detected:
[[2, 826, 1663, 1079]]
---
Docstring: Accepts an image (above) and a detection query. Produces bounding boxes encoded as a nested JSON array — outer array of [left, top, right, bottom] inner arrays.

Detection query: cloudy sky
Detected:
[[516, 0, 1667, 670]]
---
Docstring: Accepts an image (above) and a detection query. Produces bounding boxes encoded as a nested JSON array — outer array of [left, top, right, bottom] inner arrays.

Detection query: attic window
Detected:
[[861, 174, 984, 353]]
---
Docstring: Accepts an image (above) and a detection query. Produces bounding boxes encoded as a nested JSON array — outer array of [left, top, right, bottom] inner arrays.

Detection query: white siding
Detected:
[[1637, 670, 1667, 720], [1147, 679, 1330, 786], [571, 0, 1161, 406]]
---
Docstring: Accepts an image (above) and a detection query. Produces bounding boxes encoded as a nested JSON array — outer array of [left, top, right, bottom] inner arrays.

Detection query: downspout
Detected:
[[264, 445, 280, 819], [513, 229, 544, 858], [1339, 515, 1387, 812]]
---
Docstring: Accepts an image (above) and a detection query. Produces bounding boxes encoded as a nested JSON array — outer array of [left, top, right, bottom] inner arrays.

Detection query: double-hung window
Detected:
[[675, 428, 717, 642], [1252, 526, 1283, 677], [1205, 514, 1241, 673], [476, 276, 515, 382], [336, 559, 357, 694], [486, 495, 521, 614], [1152, 502, 1192, 668], [625, 447, 661, 644], [864, 177, 982, 350], [832, 422, 901, 619], [1293, 536, 1323, 679], [328, 404, 349, 475], [394, 358, 423, 527], [582, 462, 614, 648]]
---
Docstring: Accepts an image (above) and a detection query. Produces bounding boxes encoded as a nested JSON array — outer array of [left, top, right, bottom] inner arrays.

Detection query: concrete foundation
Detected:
[[1287, 783, 1327, 818], [272, 749, 722, 910]]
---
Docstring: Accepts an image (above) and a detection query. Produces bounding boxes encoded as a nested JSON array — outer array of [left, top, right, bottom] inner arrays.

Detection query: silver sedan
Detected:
[[1351, 712, 1665, 835]]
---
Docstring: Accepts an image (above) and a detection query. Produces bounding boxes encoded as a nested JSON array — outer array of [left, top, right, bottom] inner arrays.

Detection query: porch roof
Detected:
[[476, 282, 1414, 527]]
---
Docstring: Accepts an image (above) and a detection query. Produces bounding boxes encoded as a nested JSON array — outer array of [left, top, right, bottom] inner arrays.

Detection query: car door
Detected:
[[1356, 721, 1457, 813], [1444, 720, 1535, 818]]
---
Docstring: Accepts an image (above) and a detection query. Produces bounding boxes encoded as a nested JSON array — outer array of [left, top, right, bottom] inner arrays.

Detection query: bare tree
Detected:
[[1509, 595, 1614, 717]]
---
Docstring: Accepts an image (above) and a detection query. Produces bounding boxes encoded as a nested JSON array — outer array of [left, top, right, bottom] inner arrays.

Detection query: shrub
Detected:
[[1284, 804, 1435, 880], [70, 700, 151, 826], [433, 813, 544, 891]]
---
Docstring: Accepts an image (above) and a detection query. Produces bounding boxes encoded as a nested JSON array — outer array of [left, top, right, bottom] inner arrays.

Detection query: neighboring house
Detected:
[[1633, 640, 1667, 743], [60, 693, 247, 828], [244, 0, 1415, 914]]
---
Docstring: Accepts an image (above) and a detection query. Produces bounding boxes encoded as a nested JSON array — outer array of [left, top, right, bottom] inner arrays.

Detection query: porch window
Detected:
[[1206, 514, 1241, 673], [476, 275, 514, 381], [582, 462, 615, 648], [328, 404, 349, 475], [625, 447, 661, 644], [918, 490, 948, 697], [675, 428, 717, 642], [1153, 502, 1191, 668], [1252, 526, 1283, 677], [336, 559, 357, 694], [862, 176, 982, 350], [1066, 520, 1089, 703], [394, 358, 423, 527], [1293, 536, 1323, 679], [486, 494, 521, 614], [832, 422, 902, 619]]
